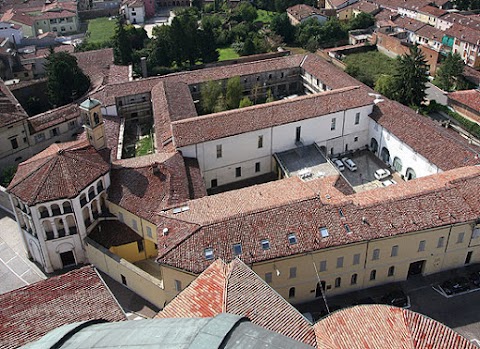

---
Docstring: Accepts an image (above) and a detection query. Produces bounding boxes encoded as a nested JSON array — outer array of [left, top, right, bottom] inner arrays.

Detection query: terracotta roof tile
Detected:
[[463, 66, 480, 86], [0, 80, 28, 128], [157, 259, 316, 346], [28, 103, 80, 133], [444, 23, 480, 45], [287, 4, 327, 21], [341, 0, 379, 14], [7, 140, 110, 205], [314, 305, 477, 349], [448, 89, 480, 114], [418, 5, 446, 17], [74, 48, 114, 90], [392, 16, 427, 32], [441, 13, 480, 31], [0, 266, 126, 349]]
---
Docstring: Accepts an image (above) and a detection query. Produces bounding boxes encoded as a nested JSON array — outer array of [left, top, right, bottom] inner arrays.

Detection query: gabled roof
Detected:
[[418, 5, 446, 18], [415, 24, 445, 41], [157, 259, 317, 347], [314, 305, 477, 349], [287, 4, 328, 22], [0, 266, 126, 349], [340, 0, 379, 14], [7, 140, 110, 205], [0, 80, 28, 128], [448, 89, 480, 114], [392, 16, 426, 32], [444, 23, 480, 45], [28, 103, 80, 133]]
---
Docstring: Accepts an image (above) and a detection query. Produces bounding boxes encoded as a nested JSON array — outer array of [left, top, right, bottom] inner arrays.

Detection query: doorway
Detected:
[[315, 281, 326, 298], [465, 251, 473, 265], [60, 251, 76, 268], [408, 260, 425, 278]]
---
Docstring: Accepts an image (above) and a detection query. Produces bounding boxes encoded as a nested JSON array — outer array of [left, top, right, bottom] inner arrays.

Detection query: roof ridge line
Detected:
[[222, 259, 232, 313], [30, 156, 58, 205]]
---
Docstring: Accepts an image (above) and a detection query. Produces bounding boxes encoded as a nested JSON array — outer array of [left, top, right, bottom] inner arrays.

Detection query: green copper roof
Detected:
[[79, 98, 101, 110]]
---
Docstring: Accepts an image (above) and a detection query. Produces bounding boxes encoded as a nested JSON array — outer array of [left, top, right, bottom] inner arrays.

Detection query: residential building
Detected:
[[120, 0, 145, 24], [415, 5, 446, 27], [325, 0, 358, 10], [0, 21, 23, 44], [444, 24, 480, 68], [0, 265, 126, 349], [287, 5, 329, 26], [337, 0, 380, 21]]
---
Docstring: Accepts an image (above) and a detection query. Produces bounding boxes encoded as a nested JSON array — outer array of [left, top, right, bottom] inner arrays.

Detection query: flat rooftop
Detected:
[[275, 144, 339, 180]]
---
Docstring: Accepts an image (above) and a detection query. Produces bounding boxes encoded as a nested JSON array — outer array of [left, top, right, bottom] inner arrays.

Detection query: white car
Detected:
[[341, 157, 357, 171], [374, 169, 391, 180], [381, 179, 397, 187], [332, 158, 345, 171]]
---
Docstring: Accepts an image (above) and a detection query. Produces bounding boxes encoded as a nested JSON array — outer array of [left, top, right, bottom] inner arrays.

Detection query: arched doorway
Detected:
[[380, 147, 390, 164], [405, 168, 416, 181], [393, 157, 403, 173], [370, 138, 378, 154]]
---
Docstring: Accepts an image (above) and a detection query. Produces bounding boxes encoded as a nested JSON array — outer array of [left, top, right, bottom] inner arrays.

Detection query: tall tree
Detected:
[[435, 53, 464, 91], [45, 51, 90, 107], [226, 76, 242, 109], [374, 74, 397, 100], [270, 13, 295, 43], [201, 80, 223, 114], [113, 18, 132, 65], [199, 28, 220, 64], [394, 45, 429, 108]]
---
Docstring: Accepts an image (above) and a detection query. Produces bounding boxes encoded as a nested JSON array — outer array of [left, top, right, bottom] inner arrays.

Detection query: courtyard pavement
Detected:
[[0, 209, 46, 294]]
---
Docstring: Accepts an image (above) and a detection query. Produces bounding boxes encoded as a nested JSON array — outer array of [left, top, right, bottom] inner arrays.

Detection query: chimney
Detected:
[[140, 57, 147, 78]]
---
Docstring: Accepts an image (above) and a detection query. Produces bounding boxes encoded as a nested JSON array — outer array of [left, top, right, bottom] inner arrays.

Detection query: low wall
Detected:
[[85, 237, 168, 309], [0, 186, 13, 214]]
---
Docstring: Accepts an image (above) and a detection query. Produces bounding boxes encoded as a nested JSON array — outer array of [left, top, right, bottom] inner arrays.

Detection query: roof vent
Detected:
[[162, 228, 169, 236], [57, 149, 64, 155]]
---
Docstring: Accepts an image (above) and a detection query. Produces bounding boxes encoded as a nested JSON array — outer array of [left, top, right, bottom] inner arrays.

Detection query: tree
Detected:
[[201, 80, 223, 114], [239, 96, 253, 108], [226, 76, 242, 109], [170, 11, 200, 66], [348, 13, 375, 30], [199, 28, 220, 64], [251, 83, 261, 104], [374, 74, 397, 100], [394, 45, 429, 108], [270, 13, 295, 44], [241, 37, 256, 56], [233, 3, 258, 23], [214, 94, 227, 112], [266, 88, 275, 103], [45, 51, 90, 107], [435, 53, 464, 91], [113, 18, 132, 65]]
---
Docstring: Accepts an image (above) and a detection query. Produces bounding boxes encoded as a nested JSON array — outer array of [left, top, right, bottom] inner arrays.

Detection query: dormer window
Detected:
[[233, 243, 242, 256], [344, 224, 352, 233], [205, 248, 214, 260], [320, 227, 329, 238], [261, 239, 270, 250], [288, 233, 297, 245]]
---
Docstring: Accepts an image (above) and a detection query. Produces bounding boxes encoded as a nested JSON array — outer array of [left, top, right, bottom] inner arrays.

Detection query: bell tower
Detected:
[[80, 98, 106, 150]]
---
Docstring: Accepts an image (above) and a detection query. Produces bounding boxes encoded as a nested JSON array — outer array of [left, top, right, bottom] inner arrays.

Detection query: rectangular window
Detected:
[[205, 248, 214, 260], [34, 133, 45, 144], [68, 120, 76, 129], [233, 243, 242, 256], [319, 260, 327, 272], [320, 227, 329, 238], [132, 219, 138, 231], [331, 118, 336, 131], [10, 138, 18, 149], [121, 274, 127, 285], [265, 272, 272, 283], [372, 248, 380, 260], [258, 135, 263, 148], [354, 136, 358, 142], [370, 269, 376, 281], [355, 112, 360, 125], [289, 267, 297, 279], [418, 240, 426, 252], [255, 162, 261, 173], [118, 212, 124, 222], [49, 128, 59, 137], [216, 144, 222, 158], [391, 245, 398, 257], [353, 253, 360, 265], [235, 167, 242, 178], [336, 256, 344, 268], [137, 240, 144, 253], [437, 236, 444, 248], [288, 233, 297, 244], [174, 280, 182, 292], [261, 239, 270, 250], [146, 226, 153, 238], [457, 232, 465, 244], [295, 126, 301, 142], [211, 179, 218, 188]]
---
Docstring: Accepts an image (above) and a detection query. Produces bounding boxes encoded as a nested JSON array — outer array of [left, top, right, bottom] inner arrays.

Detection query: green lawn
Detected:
[[343, 50, 397, 87], [86, 17, 116, 44], [135, 134, 154, 157], [256, 10, 278, 24], [218, 47, 240, 61]]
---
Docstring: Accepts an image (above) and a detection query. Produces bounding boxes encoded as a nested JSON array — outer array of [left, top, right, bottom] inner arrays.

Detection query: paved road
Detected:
[[0, 210, 46, 294], [426, 82, 448, 105]]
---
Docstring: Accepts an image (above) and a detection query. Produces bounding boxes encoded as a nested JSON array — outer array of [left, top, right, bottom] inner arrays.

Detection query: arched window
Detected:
[[93, 112, 100, 125], [335, 277, 341, 288], [370, 269, 376, 281], [370, 138, 378, 153], [88, 186, 95, 201], [351, 273, 357, 285], [96, 180, 104, 193], [388, 266, 395, 277], [63, 201, 72, 214], [80, 193, 87, 207], [405, 168, 416, 181], [289, 287, 296, 299], [380, 147, 390, 164], [38, 206, 49, 218], [51, 203, 61, 216], [393, 157, 403, 173]]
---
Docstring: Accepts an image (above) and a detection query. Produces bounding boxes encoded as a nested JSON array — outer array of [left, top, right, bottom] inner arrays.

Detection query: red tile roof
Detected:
[[156, 166, 480, 273], [415, 24, 444, 41], [171, 86, 374, 147], [441, 13, 480, 31], [0, 80, 28, 128], [314, 305, 476, 349], [0, 265, 126, 349], [371, 99, 480, 171], [74, 48, 115, 91], [463, 66, 480, 86], [157, 259, 316, 346], [108, 152, 206, 223], [1, 9, 35, 26], [89, 220, 143, 248], [287, 4, 327, 22], [418, 5, 446, 18], [28, 103, 80, 133], [448, 89, 480, 114], [340, 0, 380, 14], [445, 23, 480, 45], [7, 140, 110, 205], [392, 16, 426, 32]]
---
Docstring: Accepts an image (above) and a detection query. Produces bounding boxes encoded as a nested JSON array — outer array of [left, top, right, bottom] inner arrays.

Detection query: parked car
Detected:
[[374, 168, 391, 180], [381, 179, 397, 187], [332, 158, 345, 171], [440, 277, 470, 295], [341, 157, 357, 171], [381, 290, 410, 308], [469, 272, 480, 287]]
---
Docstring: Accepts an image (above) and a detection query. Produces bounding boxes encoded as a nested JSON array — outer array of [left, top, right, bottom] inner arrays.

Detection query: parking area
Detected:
[[332, 149, 404, 192], [296, 265, 480, 344]]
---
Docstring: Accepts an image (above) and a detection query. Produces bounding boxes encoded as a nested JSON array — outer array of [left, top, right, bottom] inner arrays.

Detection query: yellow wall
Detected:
[[160, 264, 197, 301], [111, 241, 145, 263]]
